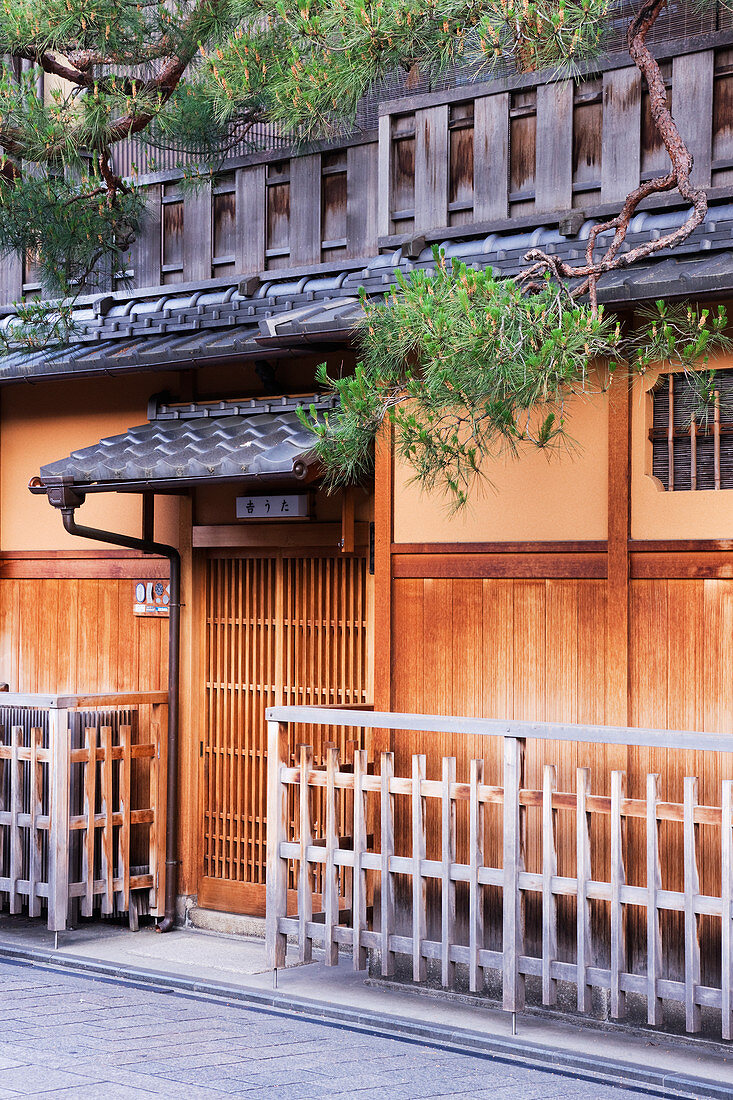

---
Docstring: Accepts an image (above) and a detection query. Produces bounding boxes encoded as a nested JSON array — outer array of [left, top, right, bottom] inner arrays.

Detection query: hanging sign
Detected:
[[134, 580, 170, 617], [236, 493, 309, 520]]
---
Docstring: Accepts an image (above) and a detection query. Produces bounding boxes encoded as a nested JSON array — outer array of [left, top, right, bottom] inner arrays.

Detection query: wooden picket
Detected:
[[266, 706, 733, 1038], [0, 692, 167, 931]]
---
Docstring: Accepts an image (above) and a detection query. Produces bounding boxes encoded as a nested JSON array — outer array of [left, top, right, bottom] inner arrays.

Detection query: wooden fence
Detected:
[[265, 706, 733, 1038], [0, 692, 168, 932]]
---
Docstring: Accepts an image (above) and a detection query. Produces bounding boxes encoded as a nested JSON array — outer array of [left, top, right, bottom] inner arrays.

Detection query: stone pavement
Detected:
[[0, 916, 730, 1098], [0, 957, 660, 1098]]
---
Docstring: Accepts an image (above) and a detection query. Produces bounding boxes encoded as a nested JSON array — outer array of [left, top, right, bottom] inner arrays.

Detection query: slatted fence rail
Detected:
[[265, 706, 733, 1038], [0, 692, 167, 931]]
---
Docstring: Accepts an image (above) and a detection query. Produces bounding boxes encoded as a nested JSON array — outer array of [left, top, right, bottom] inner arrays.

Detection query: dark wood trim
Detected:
[[392, 553, 606, 580], [629, 539, 733, 553], [631, 553, 733, 579], [373, 422, 393, 746], [0, 550, 163, 560], [606, 373, 631, 730], [392, 541, 607, 555], [0, 558, 168, 579]]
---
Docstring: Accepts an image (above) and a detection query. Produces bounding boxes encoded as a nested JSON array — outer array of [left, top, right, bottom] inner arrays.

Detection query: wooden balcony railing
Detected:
[[265, 706, 733, 1038], [0, 692, 168, 932]]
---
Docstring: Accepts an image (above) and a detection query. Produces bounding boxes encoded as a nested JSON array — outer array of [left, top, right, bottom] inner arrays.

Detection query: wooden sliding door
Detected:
[[198, 551, 369, 914]]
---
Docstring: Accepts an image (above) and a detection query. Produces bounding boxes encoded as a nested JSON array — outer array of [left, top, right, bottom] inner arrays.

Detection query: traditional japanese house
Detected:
[[3, 7, 733, 1016]]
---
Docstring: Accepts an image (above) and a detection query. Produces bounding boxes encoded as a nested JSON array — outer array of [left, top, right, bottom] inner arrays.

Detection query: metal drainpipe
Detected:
[[60, 507, 181, 932]]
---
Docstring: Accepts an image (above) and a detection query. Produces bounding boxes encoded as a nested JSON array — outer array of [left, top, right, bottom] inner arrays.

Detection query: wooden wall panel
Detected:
[[0, 577, 167, 694]]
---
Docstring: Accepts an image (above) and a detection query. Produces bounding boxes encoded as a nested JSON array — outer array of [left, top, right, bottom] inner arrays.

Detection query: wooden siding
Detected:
[[0, 579, 168, 694]]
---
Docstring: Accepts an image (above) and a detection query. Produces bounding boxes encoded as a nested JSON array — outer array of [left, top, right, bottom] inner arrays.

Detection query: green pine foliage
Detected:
[[300, 253, 730, 506]]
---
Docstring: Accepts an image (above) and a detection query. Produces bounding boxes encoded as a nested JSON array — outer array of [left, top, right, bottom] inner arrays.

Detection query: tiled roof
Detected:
[[37, 395, 335, 491], [5, 200, 733, 384]]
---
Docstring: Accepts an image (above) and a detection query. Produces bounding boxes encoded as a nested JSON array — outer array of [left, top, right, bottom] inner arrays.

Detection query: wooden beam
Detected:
[[290, 154, 322, 266], [183, 181, 213, 282], [474, 93, 510, 222], [347, 143, 379, 258], [535, 81, 573, 211], [393, 553, 606, 580], [235, 165, 266, 273], [672, 50, 714, 189], [414, 105, 449, 233], [602, 68, 642, 203], [340, 488, 355, 554], [606, 371, 631, 731], [193, 522, 368, 549], [372, 421, 393, 751]]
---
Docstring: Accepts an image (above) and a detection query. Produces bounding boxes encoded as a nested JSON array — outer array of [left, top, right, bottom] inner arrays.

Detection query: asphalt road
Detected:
[[0, 958, 664, 1098]]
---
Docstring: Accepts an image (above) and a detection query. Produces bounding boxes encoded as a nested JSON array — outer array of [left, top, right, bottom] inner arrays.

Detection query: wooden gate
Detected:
[[199, 552, 370, 914]]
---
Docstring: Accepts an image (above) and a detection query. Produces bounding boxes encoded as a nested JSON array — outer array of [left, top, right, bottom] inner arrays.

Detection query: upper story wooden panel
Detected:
[[3, 33, 733, 308]]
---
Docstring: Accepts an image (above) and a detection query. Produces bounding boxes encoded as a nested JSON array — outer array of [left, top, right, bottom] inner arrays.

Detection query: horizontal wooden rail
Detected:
[[266, 705, 733, 753]]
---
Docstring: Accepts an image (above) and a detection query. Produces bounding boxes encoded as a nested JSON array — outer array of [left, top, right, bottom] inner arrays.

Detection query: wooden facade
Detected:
[[2, 22, 733, 994]]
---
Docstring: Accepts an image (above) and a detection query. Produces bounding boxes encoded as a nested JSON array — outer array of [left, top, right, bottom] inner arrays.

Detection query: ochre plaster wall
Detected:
[[631, 352, 733, 540], [0, 373, 182, 551], [392, 387, 609, 543]]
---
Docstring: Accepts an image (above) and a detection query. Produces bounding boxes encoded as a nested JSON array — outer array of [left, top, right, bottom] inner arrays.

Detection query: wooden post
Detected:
[[352, 748, 368, 971], [646, 773, 663, 1026], [324, 744, 340, 966], [28, 728, 43, 919], [412, 753, 427, 983], [502, 736, 526, 1012], [265, 719, 289, 969], [576, 767, 593, 1013], [542, 764, 558, 1006], [610, 770, 627, 1019], [100, 725, 114, 915], [8, 727, 22, 915], [468, 758, 485, 993], [48, 707, 70, 933], [683, 776, 702, 1033], [298, 745, 314, 964], [380, 751, 395, 977], [118, 724, 132, 914], [722, 779, 733, 1041], [441, 756, 457, 989], [82, 727, 97, 917]]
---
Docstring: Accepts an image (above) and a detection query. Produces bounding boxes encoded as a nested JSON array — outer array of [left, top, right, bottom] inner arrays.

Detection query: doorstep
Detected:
[[0, 915, 730, 1099]]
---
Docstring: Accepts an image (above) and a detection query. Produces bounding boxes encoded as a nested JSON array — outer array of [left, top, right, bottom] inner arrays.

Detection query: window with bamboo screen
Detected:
[[265, 160, 291, 270], [448, 102, 474, 228], [321, 152, 347, 261], [651, 371, 733, 490], [509, 90, 536, 216]]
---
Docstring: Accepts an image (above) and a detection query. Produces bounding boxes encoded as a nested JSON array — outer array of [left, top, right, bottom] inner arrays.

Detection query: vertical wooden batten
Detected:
[[290, 154, 322, 266], [672, 50, 714, 189], [414, 105, 449, 233], [473, 93, 510, 222], [347, 143, 379, 258], [601, 68, 642, 203], [235, 165, 266, 274], [535, 81, 573, 212], [183, 181, 213, 282]]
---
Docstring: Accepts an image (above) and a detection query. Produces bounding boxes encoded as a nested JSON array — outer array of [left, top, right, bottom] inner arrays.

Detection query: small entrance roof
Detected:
[[31, 394, 335, 495]]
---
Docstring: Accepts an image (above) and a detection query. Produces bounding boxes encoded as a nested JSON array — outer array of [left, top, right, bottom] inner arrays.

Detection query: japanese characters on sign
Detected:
[[235, 493, 309, 520], [133, 580, 171, 617]]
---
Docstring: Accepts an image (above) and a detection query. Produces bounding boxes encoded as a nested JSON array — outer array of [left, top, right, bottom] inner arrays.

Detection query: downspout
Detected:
[[59, 506, 181, 932]]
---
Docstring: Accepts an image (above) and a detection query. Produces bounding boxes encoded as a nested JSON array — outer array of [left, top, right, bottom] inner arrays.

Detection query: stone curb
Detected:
[[0, 939, 721, 1100]]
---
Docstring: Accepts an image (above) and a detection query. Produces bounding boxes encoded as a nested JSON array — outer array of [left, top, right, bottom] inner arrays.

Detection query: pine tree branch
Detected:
[[521, 0, 707, 314]]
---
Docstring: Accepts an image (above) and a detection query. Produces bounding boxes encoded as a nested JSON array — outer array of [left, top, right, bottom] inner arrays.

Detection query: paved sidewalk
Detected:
[[0, 916, 730, 1098], [0, 958, 655, 1099]]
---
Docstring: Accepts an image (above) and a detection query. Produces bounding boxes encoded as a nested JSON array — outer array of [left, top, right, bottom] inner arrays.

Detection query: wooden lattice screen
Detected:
[[201, 553, 369, 914]]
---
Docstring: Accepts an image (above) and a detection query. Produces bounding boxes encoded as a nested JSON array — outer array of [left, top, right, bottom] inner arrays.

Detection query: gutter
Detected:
[[29, 476, 181, 932]]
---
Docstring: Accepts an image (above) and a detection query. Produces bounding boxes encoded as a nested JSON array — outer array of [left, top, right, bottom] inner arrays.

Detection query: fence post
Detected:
[[48, 707, 70, 933], [265, 719, 289, 969], [576, 767, 593, 1013], [503, 735, 526, 1012], [468, 758, 485, 993], [683, 776, 702, 1033], [412, 753, 427, 983], [722, 779, 733, 1041], [542, 764, 558, 1006], [380, 751, 395, 977], [352, 748, 368, 971], [610, 770, 627, 1019], [297, 745, 313, 964], [646, 773, 663, 1026]]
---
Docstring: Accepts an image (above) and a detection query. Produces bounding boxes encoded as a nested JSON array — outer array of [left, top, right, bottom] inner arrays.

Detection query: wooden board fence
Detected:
[[0, 693, 167, 931], [266, 706, 733, 1038]]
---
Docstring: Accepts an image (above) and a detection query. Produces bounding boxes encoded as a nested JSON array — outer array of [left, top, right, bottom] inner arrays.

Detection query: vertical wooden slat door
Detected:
[[199, 552, 369, 915]]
